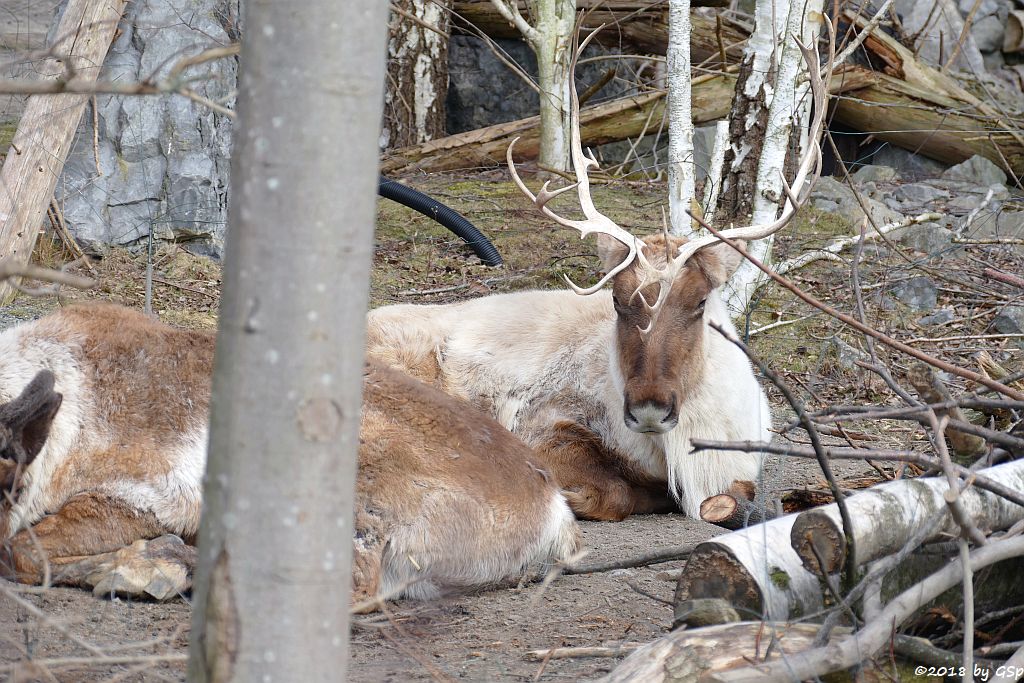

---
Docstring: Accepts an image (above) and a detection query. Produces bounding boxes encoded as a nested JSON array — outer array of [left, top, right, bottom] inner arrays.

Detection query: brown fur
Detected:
[[0, 304, 579, 605], [534, 421, 676, 521]]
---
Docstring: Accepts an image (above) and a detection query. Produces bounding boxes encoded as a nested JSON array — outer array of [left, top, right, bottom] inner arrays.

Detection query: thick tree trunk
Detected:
[[0, 0, 127, 305], [383, 0, 451, 149], [718, 0, 824, 316], [186, 1, 388, 681], [531, 0, 575, 172]]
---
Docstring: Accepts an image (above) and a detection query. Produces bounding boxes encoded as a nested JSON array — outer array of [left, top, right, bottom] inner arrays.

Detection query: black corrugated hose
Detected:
[[377, 176, 503, 267]]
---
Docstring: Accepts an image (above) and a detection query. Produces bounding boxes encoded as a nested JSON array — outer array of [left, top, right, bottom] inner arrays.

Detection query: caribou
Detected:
[[0, 304, 579, 605], [367, 30, 831, 521]]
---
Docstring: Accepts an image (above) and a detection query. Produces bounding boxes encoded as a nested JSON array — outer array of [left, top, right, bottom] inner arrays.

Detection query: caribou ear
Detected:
[[692, 240, 746, 288], [596, 233, 631, 275], [0, 371, 63, 463]]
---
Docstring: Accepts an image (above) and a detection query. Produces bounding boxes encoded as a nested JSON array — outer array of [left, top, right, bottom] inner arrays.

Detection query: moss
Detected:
[[769, 567, 790, 589], [0, 121, 18, 155]]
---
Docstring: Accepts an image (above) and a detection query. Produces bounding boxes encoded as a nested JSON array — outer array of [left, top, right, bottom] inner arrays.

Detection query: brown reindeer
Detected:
[[0, 304, 579, 605], [367, 31, 832, 521]]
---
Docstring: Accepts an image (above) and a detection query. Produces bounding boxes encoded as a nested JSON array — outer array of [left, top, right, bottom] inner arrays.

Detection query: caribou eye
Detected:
[[695, 298, 707, 315], [612, 295, 624, 313]]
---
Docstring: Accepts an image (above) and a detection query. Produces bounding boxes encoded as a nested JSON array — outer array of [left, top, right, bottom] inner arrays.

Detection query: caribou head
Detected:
[[507, 26, 830, 434]]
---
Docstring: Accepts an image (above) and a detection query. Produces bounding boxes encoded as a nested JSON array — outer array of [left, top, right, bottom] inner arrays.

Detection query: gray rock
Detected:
[[904, 0, 985, 73], [992, 305, 1024, 347], [899, 223, 954, 255], [811, 176, 905, 227], [888, 276, 938, 312], [959, 210, 1024, 254], [942, 155, 1007, 187], [894, 183, 951, 206], [963, 0, 1009, 52], [824, 336, 869, 371], [852, 164, 899, 184], [872, 145, 947, 179], [918, 308, 955, 326], [55, 0, 239, 252]]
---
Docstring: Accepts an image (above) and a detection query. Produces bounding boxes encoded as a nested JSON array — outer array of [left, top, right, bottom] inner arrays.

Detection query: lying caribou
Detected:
[[367, 33, 829, 521], [0, 304, 579, 604]]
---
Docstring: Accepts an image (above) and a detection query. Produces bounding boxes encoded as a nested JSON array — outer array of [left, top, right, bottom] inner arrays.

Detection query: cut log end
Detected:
[[673, 546, 763, 629], [698, 481, 772, 530], [790, 510, 846, 575]]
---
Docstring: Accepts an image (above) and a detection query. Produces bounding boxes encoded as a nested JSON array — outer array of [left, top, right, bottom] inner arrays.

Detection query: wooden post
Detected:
[[0, 0, 126, 304]]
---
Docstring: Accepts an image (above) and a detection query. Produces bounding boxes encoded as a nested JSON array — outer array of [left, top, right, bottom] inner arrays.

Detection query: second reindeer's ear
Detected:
[[0, 371, 64, 464], [596, 233, 631, 274]]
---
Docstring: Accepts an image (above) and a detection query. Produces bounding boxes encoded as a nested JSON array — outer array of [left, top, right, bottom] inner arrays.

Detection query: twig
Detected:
[[526, 644, 641, 661], [0, 653, 187, 675], [685, 212, 1024, 402], [982, 268, 1024, 289], [0, 258, 95, 293], [564, 544, 693, 575], [707, 321, 859, 593], [689, 438, 1024, 507]]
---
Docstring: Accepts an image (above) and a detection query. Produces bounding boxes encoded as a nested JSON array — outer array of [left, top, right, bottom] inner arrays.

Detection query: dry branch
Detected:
[[0, 0, 127, 305], [707, 535, 1024, 682]]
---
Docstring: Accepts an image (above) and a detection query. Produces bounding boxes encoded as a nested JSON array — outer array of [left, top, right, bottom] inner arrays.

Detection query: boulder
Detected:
[[888, 276, 938, 312], [942, 155, 1008, 187]]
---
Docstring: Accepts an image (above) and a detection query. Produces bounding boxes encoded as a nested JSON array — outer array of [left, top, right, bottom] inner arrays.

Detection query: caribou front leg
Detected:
[[1, 493, 193, 600], [534, 421, 676, 521]]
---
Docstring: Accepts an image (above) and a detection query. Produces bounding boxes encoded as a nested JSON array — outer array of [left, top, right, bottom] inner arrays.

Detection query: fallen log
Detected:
[[452, 2, 745, 61], [832, 11, 1024, 177], [599, 621, 1002, 682], [598, 622, 848, 683], [673, 459, 1024, 623], [381, 66, 875, 175], [698, 480, 775, 530], [0, 0, 128, 304], [671, 510, 821, 623], [789, 458, 1024, 577]]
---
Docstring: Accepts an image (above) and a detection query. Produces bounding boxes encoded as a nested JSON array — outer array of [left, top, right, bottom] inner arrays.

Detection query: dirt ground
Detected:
[[0, 172, 1020, 681]]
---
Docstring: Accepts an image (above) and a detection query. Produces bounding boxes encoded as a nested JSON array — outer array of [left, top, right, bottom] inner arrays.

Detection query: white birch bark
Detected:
[[721, 0, 825, 316], [490, 0, 574, 171], [187, 1, 388, 680], [701, 120, 729, 220], [667, 0, 696, 236]]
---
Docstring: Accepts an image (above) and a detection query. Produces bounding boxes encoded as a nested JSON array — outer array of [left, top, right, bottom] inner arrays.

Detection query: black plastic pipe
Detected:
[[377, 176, 503, 267]]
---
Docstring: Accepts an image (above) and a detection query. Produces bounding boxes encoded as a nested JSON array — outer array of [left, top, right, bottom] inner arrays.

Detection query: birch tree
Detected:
[[187, 1, 388, 681], [715, 0, 826, 315], [489, 0, 575, 171], [666, 0, 697, 237], [383, 0, 452, 149]]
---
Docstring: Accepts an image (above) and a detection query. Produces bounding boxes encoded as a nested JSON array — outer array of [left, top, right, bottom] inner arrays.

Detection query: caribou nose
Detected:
[[624, 397, 678, 433]]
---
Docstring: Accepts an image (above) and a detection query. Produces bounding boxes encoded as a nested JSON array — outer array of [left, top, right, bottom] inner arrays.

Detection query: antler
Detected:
[[675, 19, 836, 265], [506, 27, 644, 295], [507, 18, 833, 339]]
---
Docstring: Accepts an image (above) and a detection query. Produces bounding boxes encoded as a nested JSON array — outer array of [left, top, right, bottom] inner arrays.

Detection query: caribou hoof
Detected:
[[85, 535, 195, 601]]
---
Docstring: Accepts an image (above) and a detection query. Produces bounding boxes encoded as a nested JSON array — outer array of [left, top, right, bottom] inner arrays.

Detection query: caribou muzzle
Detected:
[[623, 392, 678, 433]]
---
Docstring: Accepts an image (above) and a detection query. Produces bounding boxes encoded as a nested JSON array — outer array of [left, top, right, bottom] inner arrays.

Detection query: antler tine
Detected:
[[506, 23, 647, 296], [673, 18, 835, 266]]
